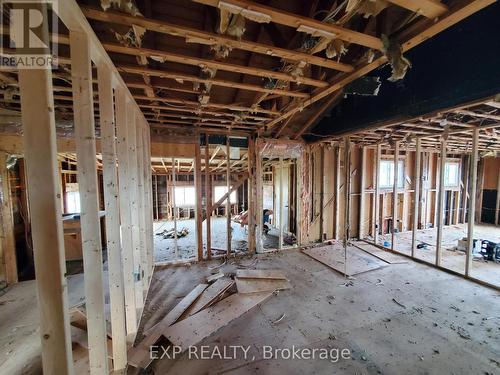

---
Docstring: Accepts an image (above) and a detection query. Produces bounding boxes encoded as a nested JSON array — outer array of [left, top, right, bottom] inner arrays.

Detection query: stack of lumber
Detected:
[[127, 268, 289, 369]]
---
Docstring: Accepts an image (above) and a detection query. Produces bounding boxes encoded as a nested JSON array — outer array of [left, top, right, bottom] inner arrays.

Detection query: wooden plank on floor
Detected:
[[163, 292, 272, 351], [185, 278, 235, 317], [351, 241, 408, 264], [235, 269, 287, 280], [128, 283, 209, 368], [301, 245, 387, 277], [143, 284, 208, 337], [235, 278, 291, 294]]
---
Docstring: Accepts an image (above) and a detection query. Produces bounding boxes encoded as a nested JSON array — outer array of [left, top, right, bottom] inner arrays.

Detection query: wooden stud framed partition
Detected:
[[97, 64, 127, 369], [70, 29, 109, 372], [435, 139, 447, 267], [391, 142, 399, 251], [17, 5, 74, 369], [11, 1, 155, 372]]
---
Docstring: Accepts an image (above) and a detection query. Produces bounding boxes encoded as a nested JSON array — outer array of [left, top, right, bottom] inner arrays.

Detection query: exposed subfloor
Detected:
[[154, 218, 248, 262], [0, 272, 110, 374], [136, 248, 500, 375], [376, 224, 500, 287]]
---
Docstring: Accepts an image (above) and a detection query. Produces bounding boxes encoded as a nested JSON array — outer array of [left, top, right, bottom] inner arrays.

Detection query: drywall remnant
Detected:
[[382, 35, 411, 82], [100, 0, 142, 16]]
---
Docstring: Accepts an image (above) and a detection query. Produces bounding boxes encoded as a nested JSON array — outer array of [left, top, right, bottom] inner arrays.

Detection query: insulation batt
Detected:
[[382, 35, 411, 82]]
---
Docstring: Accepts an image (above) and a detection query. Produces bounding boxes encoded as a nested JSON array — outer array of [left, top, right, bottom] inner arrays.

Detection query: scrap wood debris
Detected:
[[100, 0, 142, 16], [156, 227, 189, 239], [128, 267, 288, 369]]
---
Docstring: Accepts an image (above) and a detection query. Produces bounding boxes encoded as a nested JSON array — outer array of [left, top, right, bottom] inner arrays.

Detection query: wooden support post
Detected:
[[97, 64, 127, 370], [154, 174, 159, 220], [255, 149, 263, 253], [171, 157, 178, 258], [247, 136, 256, 253], [18, 49, 73, 374], [495, 167, 500, 225], [461, 156, 470, 224], [70, 30, 109, 373], [127, 106, 143, 309], [319, 147, 325, 240], [115, 88, 137, 335], [226, 136, 231, 255], [135, 119, 147, 291], [343, 137, 351, 276], [278, 157, 284, 250], [194, 137, 203, 260], [436, 139, 447, 267], [391, 142, 399, 251], [205, 134, 212, 259], [373, 144, 381, 243], [411, 139, 422, 257], [143, 126, 154, 279], [465, 129, 479, 276], [358, 146, 366, 239], [0, 154, 17, 284], [334, 146, 341, 240]]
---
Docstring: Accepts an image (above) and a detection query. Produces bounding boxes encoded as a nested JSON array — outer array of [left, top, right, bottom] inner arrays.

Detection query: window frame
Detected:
[[378, 158, 405, 190], [443, 159, 461, 189]]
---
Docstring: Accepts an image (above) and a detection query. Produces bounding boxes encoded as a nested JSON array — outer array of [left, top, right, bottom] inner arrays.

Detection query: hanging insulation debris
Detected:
[[100, 0, 142, 17], [217, 1, 272, 40], [382, 35, 411, 82], [113, 24, 146, 48], [346, 0, 388, 18], [326, 39, 348, 59], [211, 44, 233, 59]]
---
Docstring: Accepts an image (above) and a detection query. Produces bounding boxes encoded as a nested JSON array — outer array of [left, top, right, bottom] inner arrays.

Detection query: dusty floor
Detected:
[[376, 224, 500, 287], [136, 247, 500, 375], [0, 273, 107, 374], [154, 218, 248, 262]]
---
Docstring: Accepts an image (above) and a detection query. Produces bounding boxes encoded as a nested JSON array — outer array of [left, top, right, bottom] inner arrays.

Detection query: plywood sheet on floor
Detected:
[[301, 245, 387, 276], [353, 241, 408, 264], [235, 269, 287, 280], [163, 292, 272, 350], [235, 278, 291, 294]]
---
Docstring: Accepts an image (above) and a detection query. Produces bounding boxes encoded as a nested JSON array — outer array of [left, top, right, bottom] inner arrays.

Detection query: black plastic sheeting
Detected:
[[306, 2, 500, 142]]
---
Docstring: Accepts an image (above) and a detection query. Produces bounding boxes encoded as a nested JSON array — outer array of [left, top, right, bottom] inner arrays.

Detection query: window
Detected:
[[379, 160, 404, 189], [174, 186, 196, 206], [444, 161, 460, 188], [65, 183, 81, 213], [213, 186, 237, 204]]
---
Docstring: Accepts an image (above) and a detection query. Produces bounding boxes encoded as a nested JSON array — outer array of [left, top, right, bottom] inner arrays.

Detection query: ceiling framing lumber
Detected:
[[80, 6, 354, 72], [192, 0, 384, 50], [117, 64, 310, 98], [266, 0, 497, 133], [386, 0, 449, 19]]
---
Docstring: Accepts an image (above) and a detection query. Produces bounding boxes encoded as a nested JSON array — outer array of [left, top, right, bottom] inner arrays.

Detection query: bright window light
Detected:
[[174, 186, 196, 206], [379, 160, 404, 189], [444, 161, 460, 187], [214, 186, 237, 204]]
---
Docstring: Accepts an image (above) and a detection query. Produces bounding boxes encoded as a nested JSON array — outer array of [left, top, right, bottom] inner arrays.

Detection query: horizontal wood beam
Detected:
[[118, 64, 308, 99], [387, 0, 448, 19], [80, 6, 354, 72], [193, 0, 383, 50]]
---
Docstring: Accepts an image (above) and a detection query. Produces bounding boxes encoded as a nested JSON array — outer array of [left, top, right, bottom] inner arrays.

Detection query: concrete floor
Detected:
[[136, 248, 500, 375], [377, 224, 500, 287], [154, 218, 248, 262]]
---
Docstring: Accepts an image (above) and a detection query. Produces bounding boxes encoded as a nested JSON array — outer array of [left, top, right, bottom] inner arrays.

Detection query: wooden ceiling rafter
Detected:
[[80, 6, 355, 72]]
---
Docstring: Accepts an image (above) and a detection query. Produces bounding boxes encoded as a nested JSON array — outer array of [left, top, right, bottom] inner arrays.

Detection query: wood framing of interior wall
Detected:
[[7, 1, 155, 373]]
